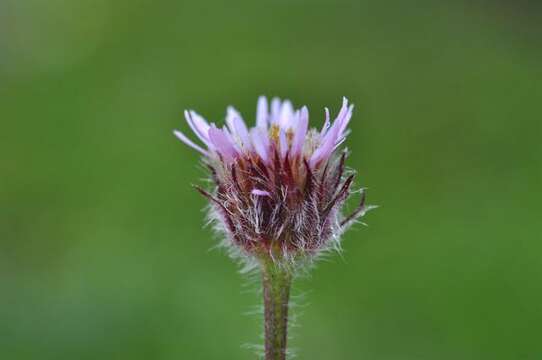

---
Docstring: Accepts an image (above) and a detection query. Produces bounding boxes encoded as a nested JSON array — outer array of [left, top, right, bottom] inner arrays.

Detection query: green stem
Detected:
[[261, 259, 292, 360]]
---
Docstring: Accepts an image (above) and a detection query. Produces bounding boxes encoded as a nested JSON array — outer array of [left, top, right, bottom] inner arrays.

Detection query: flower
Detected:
[[174, 96, 371, 265]]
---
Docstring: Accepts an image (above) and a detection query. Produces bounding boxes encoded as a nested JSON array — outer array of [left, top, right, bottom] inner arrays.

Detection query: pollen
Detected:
[[286, 128, 294, 145], [269, 124, 281, 142]]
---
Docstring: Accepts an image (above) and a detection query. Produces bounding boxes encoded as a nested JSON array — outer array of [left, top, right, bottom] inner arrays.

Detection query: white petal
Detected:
[[279, 100, 294, 129], [225, 106, 242, 134], [256, 96, 269, 129], [251, 127, 270, 163], [270, 97, 281, 124], [233, 114, 252, 151], [279, 128, 288, 158], [173, 130, 209, 156], [320, 107, 330, 137], [291, 106, 308, 157], [337, 104, 354, 141], [185, 110, 212, 148]]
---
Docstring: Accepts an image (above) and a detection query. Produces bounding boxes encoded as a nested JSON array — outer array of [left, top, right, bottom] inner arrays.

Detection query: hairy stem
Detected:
[[261, 259, 292, 360]]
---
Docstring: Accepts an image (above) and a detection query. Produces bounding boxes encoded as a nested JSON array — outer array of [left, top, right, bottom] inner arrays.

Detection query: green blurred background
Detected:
[[1, 0, 541, 359]]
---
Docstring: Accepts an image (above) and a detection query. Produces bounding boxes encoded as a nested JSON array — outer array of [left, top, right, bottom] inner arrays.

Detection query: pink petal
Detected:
[[173, 130, 209, 156], [251, 189, 271, 197], [185, 110, 212, 148], [320, 107, 330, 137], [208, 125, 237, 161], [225, 106, 241, 133], [291, 106, 308, 157], [251, 127, 270, 163], [270, 97, 281, 124], [222, 126, 240, 152], [337, 103, 354, 141], [290, 109, 300, 130], [309, 117, 341, 167], [309, 98, 353, 167], [337, 97, 349, 121], [229, 108, 252, 151], [325, 97, 350, 144], [256, 96, 268, 129], [279, 128, 288, 158], [278, 100, 294, 129], [328, 98, 348, 134]]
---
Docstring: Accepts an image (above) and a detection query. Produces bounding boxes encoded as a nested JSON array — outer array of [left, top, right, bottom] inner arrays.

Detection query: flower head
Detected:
[[174, 96, 372, 266]]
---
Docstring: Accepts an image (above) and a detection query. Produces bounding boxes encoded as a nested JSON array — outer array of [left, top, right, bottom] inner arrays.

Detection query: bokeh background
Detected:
[[1, 0, 541, 359]]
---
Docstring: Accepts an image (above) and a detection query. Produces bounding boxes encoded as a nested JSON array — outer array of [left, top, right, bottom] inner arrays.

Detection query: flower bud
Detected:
[[174, 97, 372, 267]]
